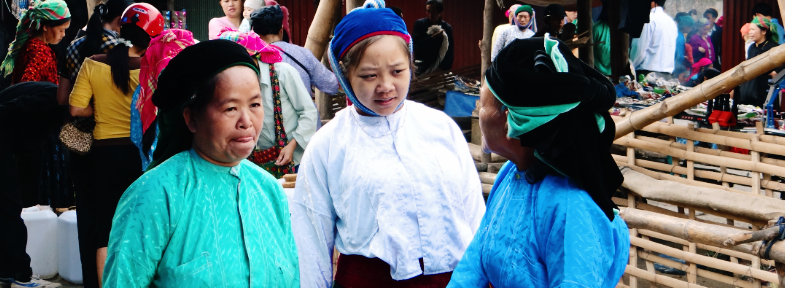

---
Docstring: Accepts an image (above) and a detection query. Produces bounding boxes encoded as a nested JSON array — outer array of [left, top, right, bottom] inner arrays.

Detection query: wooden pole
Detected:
[[615, 44, 785, 139], [609, 0, 629, 79], [479, 0, 494, 164], [304, 0, 341, 59], [577, 0, 593, 67]]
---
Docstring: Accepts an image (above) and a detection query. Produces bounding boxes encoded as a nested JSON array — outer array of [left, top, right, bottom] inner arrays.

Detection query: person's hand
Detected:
[[699, 47, 706, 53], [771, 71, 778, 78], [276, 140, 297, 166]]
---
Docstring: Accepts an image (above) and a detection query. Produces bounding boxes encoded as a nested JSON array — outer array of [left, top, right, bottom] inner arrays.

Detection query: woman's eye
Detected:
[[359, 74, 376, 79], [393, 70, 404, 74], [251, 103, 261, 108], [226, 107, 237, 112]]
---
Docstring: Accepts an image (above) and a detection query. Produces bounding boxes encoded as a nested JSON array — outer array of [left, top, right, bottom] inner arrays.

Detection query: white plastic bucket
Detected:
[[21, 206, 58, 279], [57, 210, 82, 284]]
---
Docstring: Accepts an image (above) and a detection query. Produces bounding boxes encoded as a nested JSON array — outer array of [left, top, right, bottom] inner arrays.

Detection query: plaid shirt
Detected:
[[63, 28, 120, 82]]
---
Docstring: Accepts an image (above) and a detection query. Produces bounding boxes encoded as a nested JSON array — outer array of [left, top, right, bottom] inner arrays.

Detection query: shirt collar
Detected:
[[103, 28, 118, 38], [189, 149, 241, 176], [350, 101, 408, 137]]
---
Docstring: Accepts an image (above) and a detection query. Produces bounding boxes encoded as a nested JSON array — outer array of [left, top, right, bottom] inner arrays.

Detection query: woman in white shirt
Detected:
[[492, 5, 536, 60], [290, 1, 485, 287]]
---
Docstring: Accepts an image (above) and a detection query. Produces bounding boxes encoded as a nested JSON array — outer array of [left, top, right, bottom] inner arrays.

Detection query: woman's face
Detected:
[[426, 4, 441, 23], [220, 0, 242, 19], [186, 66, 264, 167], [699, 24, 711, 36], [478, 82, 533, 168], [42, 20, 70, 45], [749, 24, 766, 43], [348, 36, 411, 116], [516, 12, 530, 27]]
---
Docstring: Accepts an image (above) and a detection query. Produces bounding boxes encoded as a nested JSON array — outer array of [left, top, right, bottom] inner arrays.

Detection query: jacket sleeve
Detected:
[[279, 64, 318, 158], [102, 176, 173, 288], [439, 23, 455, 70], [290, 143, 337, 288], [68, 60, 93, 108], [305, 49, 340, 95]]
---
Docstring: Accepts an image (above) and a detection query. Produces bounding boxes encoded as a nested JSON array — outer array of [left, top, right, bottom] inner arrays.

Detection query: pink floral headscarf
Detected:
[[137, 29, 196, 133], [218, 28, 282, 63]]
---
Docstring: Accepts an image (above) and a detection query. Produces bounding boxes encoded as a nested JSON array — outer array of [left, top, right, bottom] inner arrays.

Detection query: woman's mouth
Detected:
[[234, 136, 254, 143], [375, 97, 396, 106]]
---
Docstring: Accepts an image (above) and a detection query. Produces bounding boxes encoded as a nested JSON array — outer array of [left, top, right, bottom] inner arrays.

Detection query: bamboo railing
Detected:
[[612, 114, 785, 288]]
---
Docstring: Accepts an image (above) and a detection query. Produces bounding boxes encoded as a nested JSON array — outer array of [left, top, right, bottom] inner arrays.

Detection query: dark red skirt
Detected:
[[334, 254, 453, 288]]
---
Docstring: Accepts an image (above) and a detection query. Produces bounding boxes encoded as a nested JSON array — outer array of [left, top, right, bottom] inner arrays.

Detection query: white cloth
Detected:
[[290, 101, 486, 288], [630, 7, 678, 73], [492, 26, 535, 60], [256, 62, 318, 165]]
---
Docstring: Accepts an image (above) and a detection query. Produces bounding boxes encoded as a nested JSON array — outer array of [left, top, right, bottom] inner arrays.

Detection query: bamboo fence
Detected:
[[612, 115, 785, 288]]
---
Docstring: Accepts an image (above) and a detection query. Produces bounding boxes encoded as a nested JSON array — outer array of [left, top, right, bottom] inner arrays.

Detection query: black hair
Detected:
[[703, 8, 718, 19], [108, 24, 152, 94], [389, 6, 403, 18], [80, 0, 131, 57], [251, 5, 283, 36], [756, 23, 775, 43], [425, 0, 443, 13], [688, 9, 698, 16], [190, 75, 219, 116], [752, 3, 773, 17], [652, 0, 665, 7]]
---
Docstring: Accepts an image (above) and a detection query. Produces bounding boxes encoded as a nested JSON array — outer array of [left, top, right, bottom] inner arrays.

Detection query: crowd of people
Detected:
[[7, 0, 752, 287]]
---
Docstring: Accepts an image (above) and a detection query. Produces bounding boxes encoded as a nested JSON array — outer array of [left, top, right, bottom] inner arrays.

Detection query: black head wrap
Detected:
[[148, 40, 259, 169], [250, 5, 283, 36], [485, 38, 623, 221]]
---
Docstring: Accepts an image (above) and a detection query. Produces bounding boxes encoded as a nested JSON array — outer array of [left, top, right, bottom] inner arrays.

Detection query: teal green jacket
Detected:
[[103, 149, 299, 288]]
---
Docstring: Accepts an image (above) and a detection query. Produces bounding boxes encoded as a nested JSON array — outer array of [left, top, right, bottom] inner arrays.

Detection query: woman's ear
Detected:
[[183, 106, 197, 133]]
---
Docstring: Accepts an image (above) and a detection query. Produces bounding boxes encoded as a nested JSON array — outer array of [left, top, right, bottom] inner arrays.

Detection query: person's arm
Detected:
[[304, 48, 340, 95], [439, 23, 455, 70], [280, 64, 318, 164], [447, 118, 485, 231], [103, 176, 173, 287], [57, 76, 72, 106], [290, 144, 337, 288], [491, 29, 508, 61], [69, 60, 94, 117], [208, 18, 225, 40]]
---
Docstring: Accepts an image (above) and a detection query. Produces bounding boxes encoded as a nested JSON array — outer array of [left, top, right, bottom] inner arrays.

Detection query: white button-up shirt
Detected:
[[290, 101, 486, 288], [630, 7, 678, 73]]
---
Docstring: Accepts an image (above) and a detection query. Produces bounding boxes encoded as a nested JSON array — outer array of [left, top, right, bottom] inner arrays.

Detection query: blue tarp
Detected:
[[444, 91, 479, 117]]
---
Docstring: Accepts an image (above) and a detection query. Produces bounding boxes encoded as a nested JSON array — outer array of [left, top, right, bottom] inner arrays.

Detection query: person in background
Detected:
[[292, 2, 485, 287], [688, 18, 715, 70], [717, 15, 724, 28], [565, 10, 578, 25], [741, 23, 753, 58], [752, 3, 785, 45], [630, 0, 677, 78], [0, 83, 66, 288], [251, 5, 338, 128], [264, 0, 291, 42], [593, 1, 611, 75], [491, 4, 520, 50], [390, 6, 403, 18], [218, 29, 317, 178], [689, 9, 699, 22], [238, 0, 263, 32], [1, 0, 70, 84], [131, 29, 196, 170], [739, 16, 782, 107], [68, 4, 162, 286], [704, 8, 722, 70], [492, 5, 536, 60], [57, 3, 129, 285], [533, 4, 566, 38], [674, 65, 689, 84], [674, 12, 694, 72], [413, 0, 454, 75], [684, 57, 713, 87], [447, 37, 629, 288], [103, 40, 299, 288], [208, 0, 242, 39]]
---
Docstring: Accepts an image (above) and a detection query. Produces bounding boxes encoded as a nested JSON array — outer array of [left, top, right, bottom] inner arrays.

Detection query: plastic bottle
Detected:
[[57, 210, 82, 284], [21, 206, 58, 279]]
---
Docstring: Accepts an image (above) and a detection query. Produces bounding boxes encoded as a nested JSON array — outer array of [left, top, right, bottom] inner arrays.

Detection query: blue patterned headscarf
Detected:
[[328, 0, 412, 116]]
